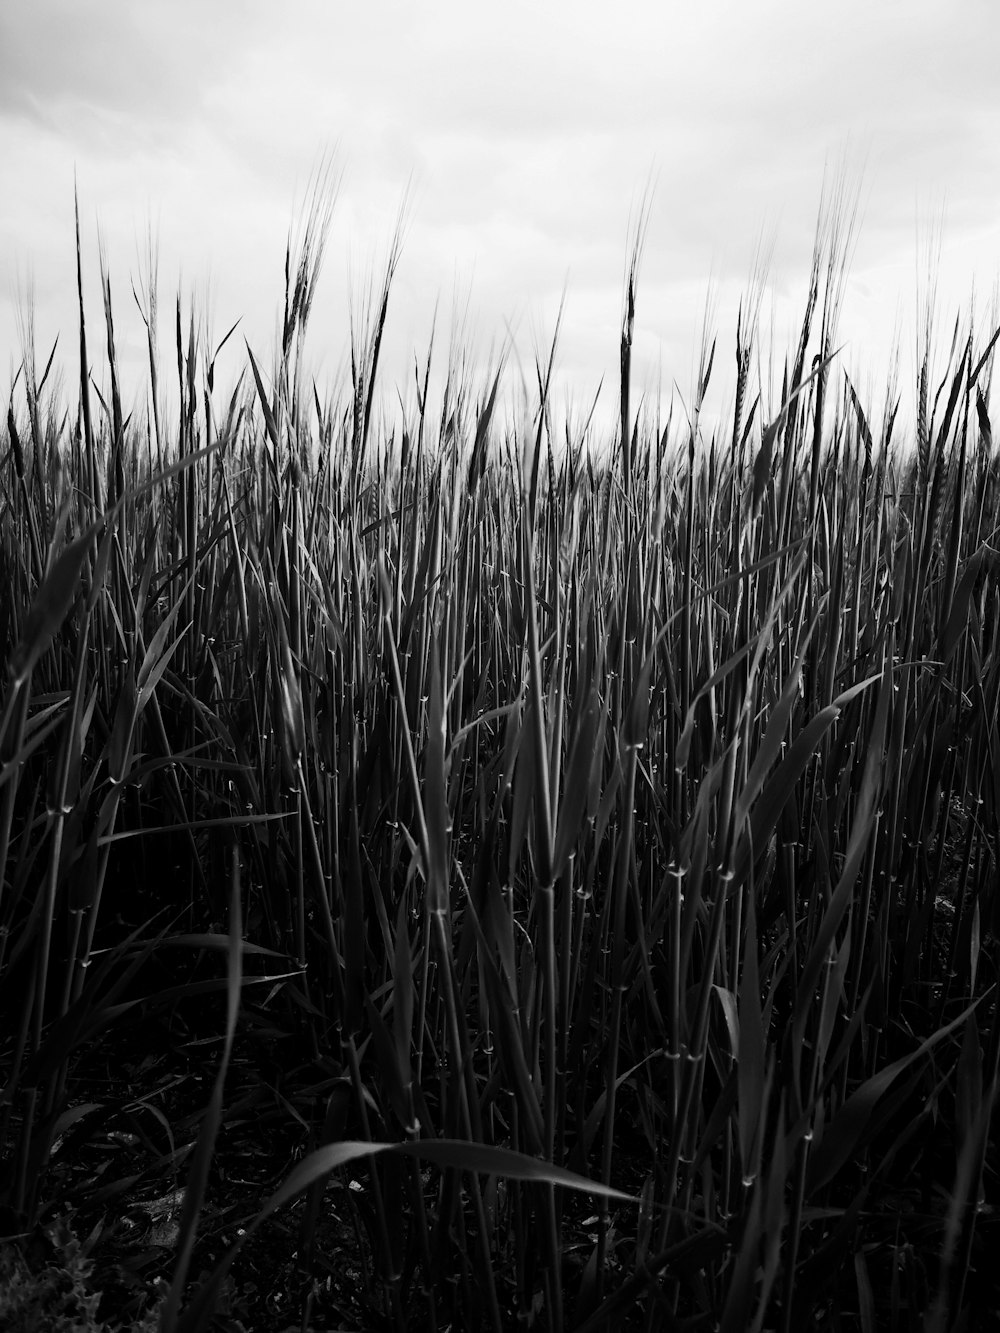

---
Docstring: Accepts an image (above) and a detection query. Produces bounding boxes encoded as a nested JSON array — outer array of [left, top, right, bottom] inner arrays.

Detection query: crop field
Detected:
[[1, 187, 999, 1331]]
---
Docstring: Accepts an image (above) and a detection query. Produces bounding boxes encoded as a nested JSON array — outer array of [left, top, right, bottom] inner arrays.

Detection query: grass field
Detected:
[[1, 185, 998, 1331]]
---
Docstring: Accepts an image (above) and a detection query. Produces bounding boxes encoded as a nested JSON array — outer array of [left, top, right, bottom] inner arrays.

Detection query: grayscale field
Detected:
[[2, 5, 999, 1330], [1, 184, 997, 1330]]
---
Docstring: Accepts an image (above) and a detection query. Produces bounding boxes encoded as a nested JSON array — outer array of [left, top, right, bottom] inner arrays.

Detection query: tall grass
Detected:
[[1, 179, 998, 1331]]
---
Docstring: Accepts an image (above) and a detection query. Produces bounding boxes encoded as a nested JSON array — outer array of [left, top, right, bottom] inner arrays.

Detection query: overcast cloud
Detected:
[[3, 0, 999, 442]]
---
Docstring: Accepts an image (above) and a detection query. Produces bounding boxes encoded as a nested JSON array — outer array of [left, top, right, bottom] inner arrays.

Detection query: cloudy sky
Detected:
[[2, 0, 999, 445]]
